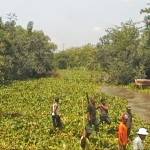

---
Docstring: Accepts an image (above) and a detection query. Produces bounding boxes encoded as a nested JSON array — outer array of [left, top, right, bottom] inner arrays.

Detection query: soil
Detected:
[[101, 85, 150, 122]]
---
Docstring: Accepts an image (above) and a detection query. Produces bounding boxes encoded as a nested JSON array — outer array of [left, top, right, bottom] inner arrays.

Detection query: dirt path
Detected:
[[101, 85, 150, 122]]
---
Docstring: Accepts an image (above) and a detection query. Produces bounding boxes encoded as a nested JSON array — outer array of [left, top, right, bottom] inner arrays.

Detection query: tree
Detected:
[[0, 15, 57, 82], [137, 4, 150, 78], [96, 21, 141, 84], [0, 17, 3, 28], [54, 44, 97, 69], [27, 21, 34, 33]]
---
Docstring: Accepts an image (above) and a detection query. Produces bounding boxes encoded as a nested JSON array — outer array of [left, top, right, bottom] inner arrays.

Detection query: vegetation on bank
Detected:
[[0, 70, 150, 149], [54, 19, 150, 85], [0, 14, 57, 83], [54, 6, 150, 85], [1, 4, 150, 85]]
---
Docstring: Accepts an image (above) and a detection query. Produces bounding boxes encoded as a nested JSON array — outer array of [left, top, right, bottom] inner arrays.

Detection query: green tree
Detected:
[[0, 15, 57, 82], [96, 21, 141, 84], [27, 21, 34, 33], [54, 44, 97, 69]]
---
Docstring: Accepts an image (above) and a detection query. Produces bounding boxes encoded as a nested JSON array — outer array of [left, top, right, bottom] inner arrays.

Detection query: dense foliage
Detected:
[[0, 15, 57, 82], [55, 10, 150, 84], [96, 21, 142, 84], [0, 70, 150, 149], [54, 44, 97, 70]]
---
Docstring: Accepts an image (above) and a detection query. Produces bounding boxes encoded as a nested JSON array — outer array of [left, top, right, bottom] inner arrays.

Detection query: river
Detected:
[[101, 85, 150, 122]]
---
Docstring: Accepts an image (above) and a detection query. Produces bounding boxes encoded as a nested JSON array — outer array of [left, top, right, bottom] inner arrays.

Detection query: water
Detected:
[[101, 86, 150, 122]]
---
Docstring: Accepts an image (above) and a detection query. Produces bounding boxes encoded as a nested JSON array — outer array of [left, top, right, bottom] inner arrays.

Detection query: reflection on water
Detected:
[[101, 86, 150, 122]]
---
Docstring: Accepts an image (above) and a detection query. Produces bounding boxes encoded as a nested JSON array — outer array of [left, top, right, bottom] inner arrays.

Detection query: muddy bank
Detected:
[[101, 85, 150, 122]]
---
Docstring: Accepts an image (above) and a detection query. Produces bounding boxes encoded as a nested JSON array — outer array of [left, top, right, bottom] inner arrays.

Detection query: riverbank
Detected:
[[101, 85, 150, 121]]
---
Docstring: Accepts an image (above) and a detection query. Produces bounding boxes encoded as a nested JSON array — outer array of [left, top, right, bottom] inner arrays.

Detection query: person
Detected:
[[125, 105, 133, 137], [51, 97, 63, 129], [133, 128, 148, 150], [87, 96, 99, 132], [118, 114, 128, 150], [97, 99, 111, 125], [80, 127, 92, 150]]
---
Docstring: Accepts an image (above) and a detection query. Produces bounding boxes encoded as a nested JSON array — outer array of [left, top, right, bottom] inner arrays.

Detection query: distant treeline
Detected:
[[0, 14, 57, 83], [1, 8, 150, 85], [55, 20, 150, 84]]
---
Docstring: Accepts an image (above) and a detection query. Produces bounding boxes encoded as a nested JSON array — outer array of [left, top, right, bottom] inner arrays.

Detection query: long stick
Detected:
[[86, 92, 89, 104], [82, 97, 85, 128]]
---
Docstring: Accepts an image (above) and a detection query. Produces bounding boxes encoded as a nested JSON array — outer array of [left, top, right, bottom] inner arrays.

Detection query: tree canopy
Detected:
[[55, 17, 150, 84], [0, 15, 57, 83]]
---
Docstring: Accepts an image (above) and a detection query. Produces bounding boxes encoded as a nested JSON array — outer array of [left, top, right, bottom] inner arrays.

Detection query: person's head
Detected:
[[126, 105, 131, 113], [121, 114, 128, 124], [137, 128, 148, 140], [54, 97, 59, 103]]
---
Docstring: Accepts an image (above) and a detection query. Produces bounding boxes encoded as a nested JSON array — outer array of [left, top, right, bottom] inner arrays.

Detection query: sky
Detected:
[[0, 0, 148, 50]]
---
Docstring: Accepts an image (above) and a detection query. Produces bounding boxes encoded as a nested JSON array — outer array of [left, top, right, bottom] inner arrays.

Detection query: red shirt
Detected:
[[118, 122, 128, 145]]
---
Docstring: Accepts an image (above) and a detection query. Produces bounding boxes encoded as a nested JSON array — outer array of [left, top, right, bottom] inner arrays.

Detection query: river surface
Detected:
[[101, 85, 150, 122]]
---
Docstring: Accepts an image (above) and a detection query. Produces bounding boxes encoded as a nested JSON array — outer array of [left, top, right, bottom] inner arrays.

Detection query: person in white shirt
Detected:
[[133, 128, 148, 150], [80, 127, 92, 150], [51, 97, 63, 129]]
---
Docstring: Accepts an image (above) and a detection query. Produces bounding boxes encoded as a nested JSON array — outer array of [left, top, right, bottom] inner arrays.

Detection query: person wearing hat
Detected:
[[125, 105, 133, 137], [118, 114, 129, 150], [133, 128, 148, 150]]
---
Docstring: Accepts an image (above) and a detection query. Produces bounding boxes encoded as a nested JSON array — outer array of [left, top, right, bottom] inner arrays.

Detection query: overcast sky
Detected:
[[0, 0, 147, 50]]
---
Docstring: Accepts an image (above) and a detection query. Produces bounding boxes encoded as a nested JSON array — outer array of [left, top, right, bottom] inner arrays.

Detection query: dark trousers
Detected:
[[52, 115, 62, 128], [127, 127, 131, 137], [100, 114, 111, 125], [88, 119, 99, 132]]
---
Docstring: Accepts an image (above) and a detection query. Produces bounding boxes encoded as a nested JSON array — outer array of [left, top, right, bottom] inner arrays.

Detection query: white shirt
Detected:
[[133, 136, 144, 150], [80, 136, 90, 150], [52, 102, 59, 116]]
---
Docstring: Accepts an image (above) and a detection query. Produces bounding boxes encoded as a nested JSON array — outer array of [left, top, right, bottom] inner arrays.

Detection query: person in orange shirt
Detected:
[[118, 114, 128, 150]]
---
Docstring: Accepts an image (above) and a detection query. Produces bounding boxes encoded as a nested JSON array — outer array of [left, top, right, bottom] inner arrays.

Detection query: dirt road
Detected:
[[101, 85, 150, 122]]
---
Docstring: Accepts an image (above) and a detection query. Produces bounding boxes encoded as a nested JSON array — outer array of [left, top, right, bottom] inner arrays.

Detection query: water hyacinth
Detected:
[[0, 70, 150, 149]]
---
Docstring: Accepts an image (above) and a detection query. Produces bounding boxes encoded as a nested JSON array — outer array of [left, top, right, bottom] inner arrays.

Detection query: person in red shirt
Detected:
[[118, 114, 128, 150]]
